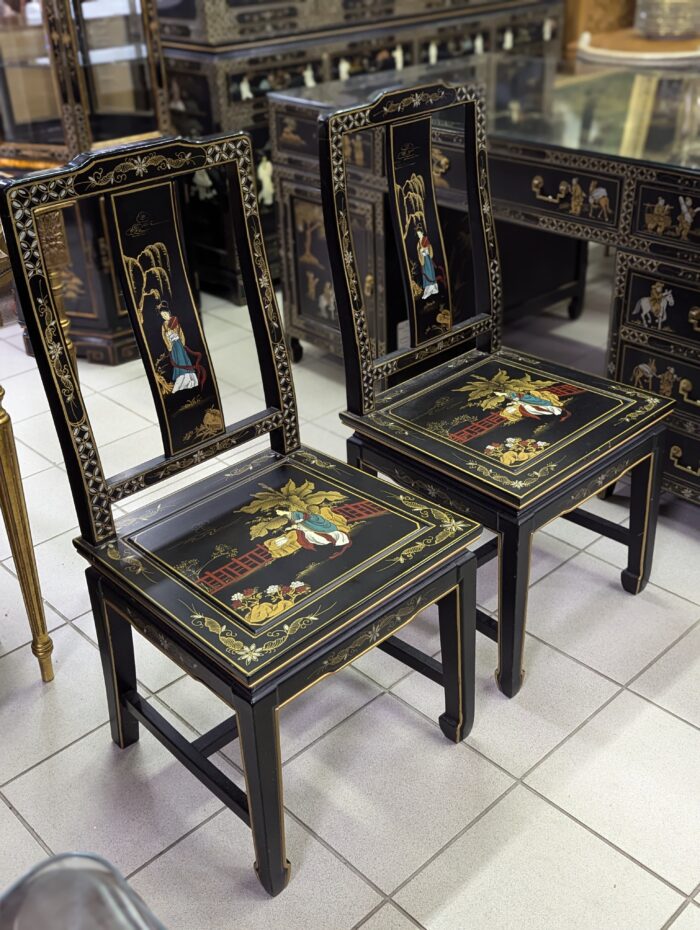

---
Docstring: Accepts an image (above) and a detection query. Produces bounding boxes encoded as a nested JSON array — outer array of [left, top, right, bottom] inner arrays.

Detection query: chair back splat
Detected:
[[319, 81, 501, 415], [0, 134, 300, 546]]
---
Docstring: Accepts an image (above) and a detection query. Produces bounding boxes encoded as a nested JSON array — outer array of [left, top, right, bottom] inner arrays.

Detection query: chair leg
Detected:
[[437, 560, 476, 742], [621, 443, 664, 595], [346, 435, 377, 475], [86, 569, 139, 749], [235, 695, 290, 896], [495, 521, 533, 699], [0, 387, 54, 682]]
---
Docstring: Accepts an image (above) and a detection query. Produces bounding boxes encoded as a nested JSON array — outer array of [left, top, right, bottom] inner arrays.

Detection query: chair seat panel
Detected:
[[348, 349, 673, 507], [77, 447, 480, 685]]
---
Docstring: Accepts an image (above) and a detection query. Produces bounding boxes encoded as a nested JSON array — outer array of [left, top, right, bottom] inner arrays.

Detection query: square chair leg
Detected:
[[86, 570, 139, 749], [234, 694, 290, 896], [495, 519, 533, 699], [622, 442, 664, 595], [438, 562, 476, 742]]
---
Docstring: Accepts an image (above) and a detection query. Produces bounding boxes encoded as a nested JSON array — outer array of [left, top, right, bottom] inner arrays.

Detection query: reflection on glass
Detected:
[[74, 0, 159, 144], [0, 5, 62, 147]]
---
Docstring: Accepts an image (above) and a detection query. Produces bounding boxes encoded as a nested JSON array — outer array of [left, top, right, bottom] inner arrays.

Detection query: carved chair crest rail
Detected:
[[0, 131, 480, 896], [318, 80, 673, 698]]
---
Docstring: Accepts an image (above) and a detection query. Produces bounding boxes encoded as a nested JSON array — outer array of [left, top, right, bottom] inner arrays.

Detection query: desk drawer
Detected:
[[663, 421, 700, 504], [612, 251, 700, 359], [617, 343, 700, 421]]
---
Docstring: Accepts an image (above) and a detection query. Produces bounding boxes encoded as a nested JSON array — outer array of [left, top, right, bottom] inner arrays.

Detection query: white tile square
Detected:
[[284, 694, 513, 892], [0, 341, 39, 378], [0, 564, 65, 658], [587, 501, 700, 605], [6, 527, 91, 621], [72, 611, 184, 695], [0, 801, 46, 890], [526, 552, 699, 682], [130, 811, 381, 930], [477, 532, 578, 612], [77, 358, 146, 392], [395, 786, 682, 930], [629, 622, 700, 728], [98, 425, 164, 480], [4, 704, 230, 876], [359, 904, 418, 930], [158, 665, 381, 765], [541, 491, 630, 549], [668, 905, 700, 930], [81, 394, 153, 447], [526, 691, 700, 892], [392, 634, 618, 776], [0, 625, 109, 783]]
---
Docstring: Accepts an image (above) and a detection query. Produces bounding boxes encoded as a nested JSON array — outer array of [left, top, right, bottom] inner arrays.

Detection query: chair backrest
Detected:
[[319, 81, 501, 416], [0, 132, 299, 546]]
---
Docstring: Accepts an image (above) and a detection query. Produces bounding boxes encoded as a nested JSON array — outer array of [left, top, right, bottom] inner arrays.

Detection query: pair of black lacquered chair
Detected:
[[0, 81, 671, 897]]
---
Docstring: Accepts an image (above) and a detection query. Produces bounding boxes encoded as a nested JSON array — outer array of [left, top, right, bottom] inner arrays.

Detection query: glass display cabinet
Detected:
[[269, 54, 700, 504], [0, 0, 171, 363]]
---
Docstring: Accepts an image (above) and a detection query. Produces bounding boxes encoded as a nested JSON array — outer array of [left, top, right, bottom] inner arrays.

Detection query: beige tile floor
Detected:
[[0, 245, 698, 929]]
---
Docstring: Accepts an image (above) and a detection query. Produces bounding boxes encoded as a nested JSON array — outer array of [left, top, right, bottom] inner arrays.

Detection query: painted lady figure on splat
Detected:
[[415, 226, 439, 299], [159, 300, 206, 393]]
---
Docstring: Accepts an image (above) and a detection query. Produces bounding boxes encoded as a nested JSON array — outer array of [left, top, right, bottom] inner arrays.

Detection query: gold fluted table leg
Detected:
[[0, 385, 54, 682]]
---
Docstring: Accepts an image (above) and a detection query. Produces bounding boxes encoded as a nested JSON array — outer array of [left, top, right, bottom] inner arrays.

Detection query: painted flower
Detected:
[[238, 644, 264, 665], [243, 587, 255, 597], [266, 584, 281, 595], [230, 592, 244, 602], [290, 581, 305, 589]]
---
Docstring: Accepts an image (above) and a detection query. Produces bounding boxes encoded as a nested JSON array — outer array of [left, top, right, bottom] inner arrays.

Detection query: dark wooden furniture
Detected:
[[318, 80, 674, 699], [0, 0, 171, 364], [160, 0, 564, 303], [0, 132, 481, 895], [271, 56, 700, 506]]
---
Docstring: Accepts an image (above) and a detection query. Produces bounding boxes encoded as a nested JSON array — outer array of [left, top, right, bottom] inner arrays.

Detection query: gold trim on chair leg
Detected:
[[0, 386, 54, 682]]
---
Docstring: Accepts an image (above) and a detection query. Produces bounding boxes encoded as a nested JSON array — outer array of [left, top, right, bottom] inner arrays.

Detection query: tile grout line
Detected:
[[385, 686, 694, 908], [125, 806, 227, 881], [583, 547, 700, 611], [0, 721, 110, 791], [0, 791, 54, 858]]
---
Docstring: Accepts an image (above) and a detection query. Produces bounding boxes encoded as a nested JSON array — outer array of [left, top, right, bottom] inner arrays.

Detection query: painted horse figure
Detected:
[[632, 286, 675, 329], [631, 359, 657, 390]]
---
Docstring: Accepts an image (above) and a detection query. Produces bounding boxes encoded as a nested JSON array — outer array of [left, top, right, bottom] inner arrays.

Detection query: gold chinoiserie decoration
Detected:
[[678, 378, 700, 407], [35, 210, 78, 374], [0, 386, 54, 682], [669, 444, 700, 477]]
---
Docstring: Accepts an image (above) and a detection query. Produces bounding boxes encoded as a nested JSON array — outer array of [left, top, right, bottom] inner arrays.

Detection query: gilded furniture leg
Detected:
[[437, 562, 476, 742], [0, 386, 54, 682]]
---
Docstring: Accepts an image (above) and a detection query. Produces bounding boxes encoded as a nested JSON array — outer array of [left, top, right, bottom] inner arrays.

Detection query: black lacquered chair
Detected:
[[319, 81, 674, 699], [0, 133, 481, 895]]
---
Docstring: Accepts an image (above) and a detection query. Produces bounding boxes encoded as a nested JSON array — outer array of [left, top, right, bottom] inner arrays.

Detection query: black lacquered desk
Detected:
[[269, 55, 700, 504]]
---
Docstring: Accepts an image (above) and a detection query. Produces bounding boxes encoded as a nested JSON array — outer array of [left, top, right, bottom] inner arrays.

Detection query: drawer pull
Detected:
[[364, 273, 375, 298], [669, 445, 700, 477], [689, 307, 700, 332], [531, 175, 567, 205], [678, 378, 700, 407]]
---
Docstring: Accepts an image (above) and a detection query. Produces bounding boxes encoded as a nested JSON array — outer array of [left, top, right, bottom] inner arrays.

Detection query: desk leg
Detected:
[[0, 387, 54, 682]]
